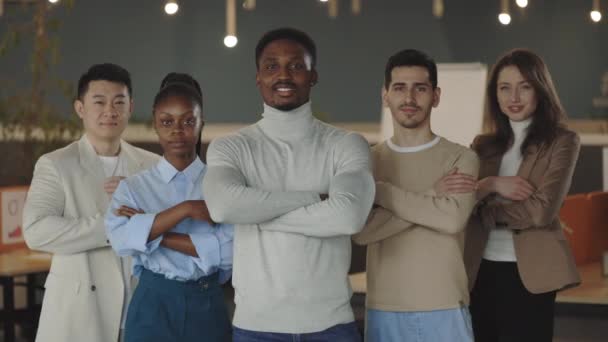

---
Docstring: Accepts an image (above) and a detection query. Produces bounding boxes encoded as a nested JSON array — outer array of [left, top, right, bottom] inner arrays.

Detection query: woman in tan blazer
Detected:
[[464, 49, 580, 342]]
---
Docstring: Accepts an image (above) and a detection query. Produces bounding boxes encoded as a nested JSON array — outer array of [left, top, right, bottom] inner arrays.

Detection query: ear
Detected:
[[381, 86, 389, 108], [310, 69, 318, 87], [127, 98, 134, 119], [256, 71, 261, 88], [74, 99, 85, 119], [433, 87, 441, 108]]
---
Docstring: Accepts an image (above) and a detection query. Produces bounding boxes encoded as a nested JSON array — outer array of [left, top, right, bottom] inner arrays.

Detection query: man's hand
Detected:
[[434, 167, 477, 195], [492, 176, 535, 201], [104, 176, 126, 195], [115, 205, 144, 218], [184, 200, 215, 225]]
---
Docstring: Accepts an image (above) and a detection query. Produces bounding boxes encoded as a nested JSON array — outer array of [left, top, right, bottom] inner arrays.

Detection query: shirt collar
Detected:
[[157, 157, 206, 184]]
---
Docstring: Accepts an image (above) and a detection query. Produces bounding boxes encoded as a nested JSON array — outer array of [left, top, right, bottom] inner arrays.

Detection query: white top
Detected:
[[387, 135, 441, 153], [483, 118, 532, 262], [98, 153, 132, 329], [203, 101, 375, 333]]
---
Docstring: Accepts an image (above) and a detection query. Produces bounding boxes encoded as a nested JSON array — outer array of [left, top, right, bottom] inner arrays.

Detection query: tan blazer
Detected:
[[23, 136, 158, 342], [464, 128, 581, 294]]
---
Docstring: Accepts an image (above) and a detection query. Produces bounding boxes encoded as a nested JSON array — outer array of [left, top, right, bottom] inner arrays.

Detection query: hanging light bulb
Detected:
[[319, 0, 329, 3], [516, 0, 528, 8], [243, 0, 255, 10], [48, 0, 60, 3], [165, 1, 179, 15], [351, 0, 361, 15], [432, 0, 444, 18], [498, 0, 511, 25], [590, 0, 602, 22], [328, 0, 338, 18], [224, 0, 238, 48]]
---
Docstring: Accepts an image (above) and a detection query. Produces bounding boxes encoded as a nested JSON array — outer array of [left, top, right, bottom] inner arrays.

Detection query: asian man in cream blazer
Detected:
[[23, 63, 158, 342]]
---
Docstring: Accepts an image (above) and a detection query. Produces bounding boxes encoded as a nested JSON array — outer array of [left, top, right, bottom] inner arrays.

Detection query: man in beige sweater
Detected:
[[353, 49, 479, 342]]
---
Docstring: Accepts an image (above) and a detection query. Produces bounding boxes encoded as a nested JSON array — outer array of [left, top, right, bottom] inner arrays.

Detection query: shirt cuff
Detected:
[[189, 232, 221, 274], [128, 213, 163, 254]]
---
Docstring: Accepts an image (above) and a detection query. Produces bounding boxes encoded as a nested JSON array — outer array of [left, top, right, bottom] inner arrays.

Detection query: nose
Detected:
[[510, 88, 521, 103], [277, 66, 292, 81], [171, 121, 185, 135], [104, 103, 118, 117], [403, 88, 416, 105]]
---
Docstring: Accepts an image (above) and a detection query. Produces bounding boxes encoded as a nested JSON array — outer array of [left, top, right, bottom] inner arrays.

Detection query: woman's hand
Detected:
[[115, 205, 144, 218], [480, 176, 535, 201]]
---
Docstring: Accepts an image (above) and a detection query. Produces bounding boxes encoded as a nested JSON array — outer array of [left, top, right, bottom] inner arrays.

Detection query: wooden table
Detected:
[[557, 262, 608, 305], [349, 262, 608, 305], [0, 249, 51, 342]]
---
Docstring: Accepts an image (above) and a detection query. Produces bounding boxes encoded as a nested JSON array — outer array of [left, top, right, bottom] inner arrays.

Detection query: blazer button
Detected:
[[514, 230, 521, 235], [91, 285, 97, 291], [106, 239, 110, 244]]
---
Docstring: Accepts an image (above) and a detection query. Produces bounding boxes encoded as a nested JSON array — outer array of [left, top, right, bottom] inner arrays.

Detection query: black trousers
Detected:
[[470, 259, 556, 342]]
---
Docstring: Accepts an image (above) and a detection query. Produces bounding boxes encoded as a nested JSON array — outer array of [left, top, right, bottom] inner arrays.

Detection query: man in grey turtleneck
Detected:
[[203, 28, 374, 341]]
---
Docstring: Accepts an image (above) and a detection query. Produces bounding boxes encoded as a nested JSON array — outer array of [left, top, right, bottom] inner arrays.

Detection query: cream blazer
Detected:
[[23, 136, 158, 342]]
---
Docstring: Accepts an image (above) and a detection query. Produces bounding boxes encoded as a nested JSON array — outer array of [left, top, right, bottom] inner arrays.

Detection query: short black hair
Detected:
[[76, 63, 132, 100], [255, 27, 317, 69], [384, 49, 438, 89]]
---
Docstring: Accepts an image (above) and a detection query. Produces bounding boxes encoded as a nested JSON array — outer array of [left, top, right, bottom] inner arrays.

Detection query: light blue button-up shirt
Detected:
[[105, 157, 233, 283]]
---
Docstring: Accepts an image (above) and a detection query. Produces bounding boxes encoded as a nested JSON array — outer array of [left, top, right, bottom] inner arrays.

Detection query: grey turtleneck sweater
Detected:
[[203, 102, 374, 333]]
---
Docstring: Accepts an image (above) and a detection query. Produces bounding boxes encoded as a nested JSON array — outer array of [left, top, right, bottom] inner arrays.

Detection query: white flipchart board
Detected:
[[380, 63, 488, 147]]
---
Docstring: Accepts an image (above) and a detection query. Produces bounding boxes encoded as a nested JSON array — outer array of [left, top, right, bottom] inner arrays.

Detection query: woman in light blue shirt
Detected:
[[105, 73, 232, 342]]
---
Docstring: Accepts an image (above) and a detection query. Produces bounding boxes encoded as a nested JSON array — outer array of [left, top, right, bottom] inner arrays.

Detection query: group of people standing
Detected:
[[22, 27, 580, 342]]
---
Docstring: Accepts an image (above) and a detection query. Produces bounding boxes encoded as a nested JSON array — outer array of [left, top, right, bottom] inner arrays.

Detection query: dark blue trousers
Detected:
[[125, 269, 231, 342]]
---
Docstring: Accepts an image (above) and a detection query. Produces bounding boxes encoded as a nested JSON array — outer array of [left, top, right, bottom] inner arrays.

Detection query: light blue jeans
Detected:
[[365, 307, 473, 342]]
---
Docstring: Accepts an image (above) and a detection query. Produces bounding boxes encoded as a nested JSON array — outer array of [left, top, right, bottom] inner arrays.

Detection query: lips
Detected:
[[399, 106, 419, 114], [99, 122, 118, 126], [508, 105, 524, 113], [273, 82, 296, 96], [168, 141, 187, 147]]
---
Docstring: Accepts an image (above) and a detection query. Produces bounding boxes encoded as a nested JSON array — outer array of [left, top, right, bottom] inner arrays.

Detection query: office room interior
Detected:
[[0, 0, 607, 341]]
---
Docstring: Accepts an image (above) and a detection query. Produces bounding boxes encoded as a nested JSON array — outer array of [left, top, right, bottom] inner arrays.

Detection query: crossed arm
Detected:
[[203, 133, 375, 237], [23, 156, 111, 255], [353, 151, 480, 245]]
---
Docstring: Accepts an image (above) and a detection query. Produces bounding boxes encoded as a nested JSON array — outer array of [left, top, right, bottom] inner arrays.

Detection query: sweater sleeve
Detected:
[[375, 149, 480, 235], [259, 133, 375, 237], [352, 207, 414, 245], [203, 136, 322, 224]]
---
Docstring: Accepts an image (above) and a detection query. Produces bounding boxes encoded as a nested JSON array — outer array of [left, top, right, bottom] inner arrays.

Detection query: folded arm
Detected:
[[480, 132, 580, 230], [352, 207, 414, 245], [105, 181, 163, 257], [259, 133, 375, 237], [375, 151, 480, 235], [23, 156, 109, 255], [203, 137, 321, 224]]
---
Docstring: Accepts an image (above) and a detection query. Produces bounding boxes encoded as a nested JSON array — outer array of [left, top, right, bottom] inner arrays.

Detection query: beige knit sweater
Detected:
[[353, 137, 479, 312]]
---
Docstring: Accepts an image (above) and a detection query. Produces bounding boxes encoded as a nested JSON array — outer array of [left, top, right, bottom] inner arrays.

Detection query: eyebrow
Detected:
[[91, 94, 127, 98], [392, 81, 431, 87], [158, 110, 195, 117], [498, 80, 530, 85]]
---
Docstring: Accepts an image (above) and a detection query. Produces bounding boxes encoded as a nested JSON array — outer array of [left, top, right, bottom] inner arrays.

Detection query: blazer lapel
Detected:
[[480, 154, 501, 178], [516, 143, 543, 179], [120, 140, 144, 176], [78, 136, 110, 213]]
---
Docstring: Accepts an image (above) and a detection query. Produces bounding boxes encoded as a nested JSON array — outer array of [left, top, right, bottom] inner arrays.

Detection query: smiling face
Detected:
[[153, 95, 203, 159], [496, 65, 538, 122], [74, 80, 132, 143], [383, 66, 440, 130], [256, 39, 318, 111]]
